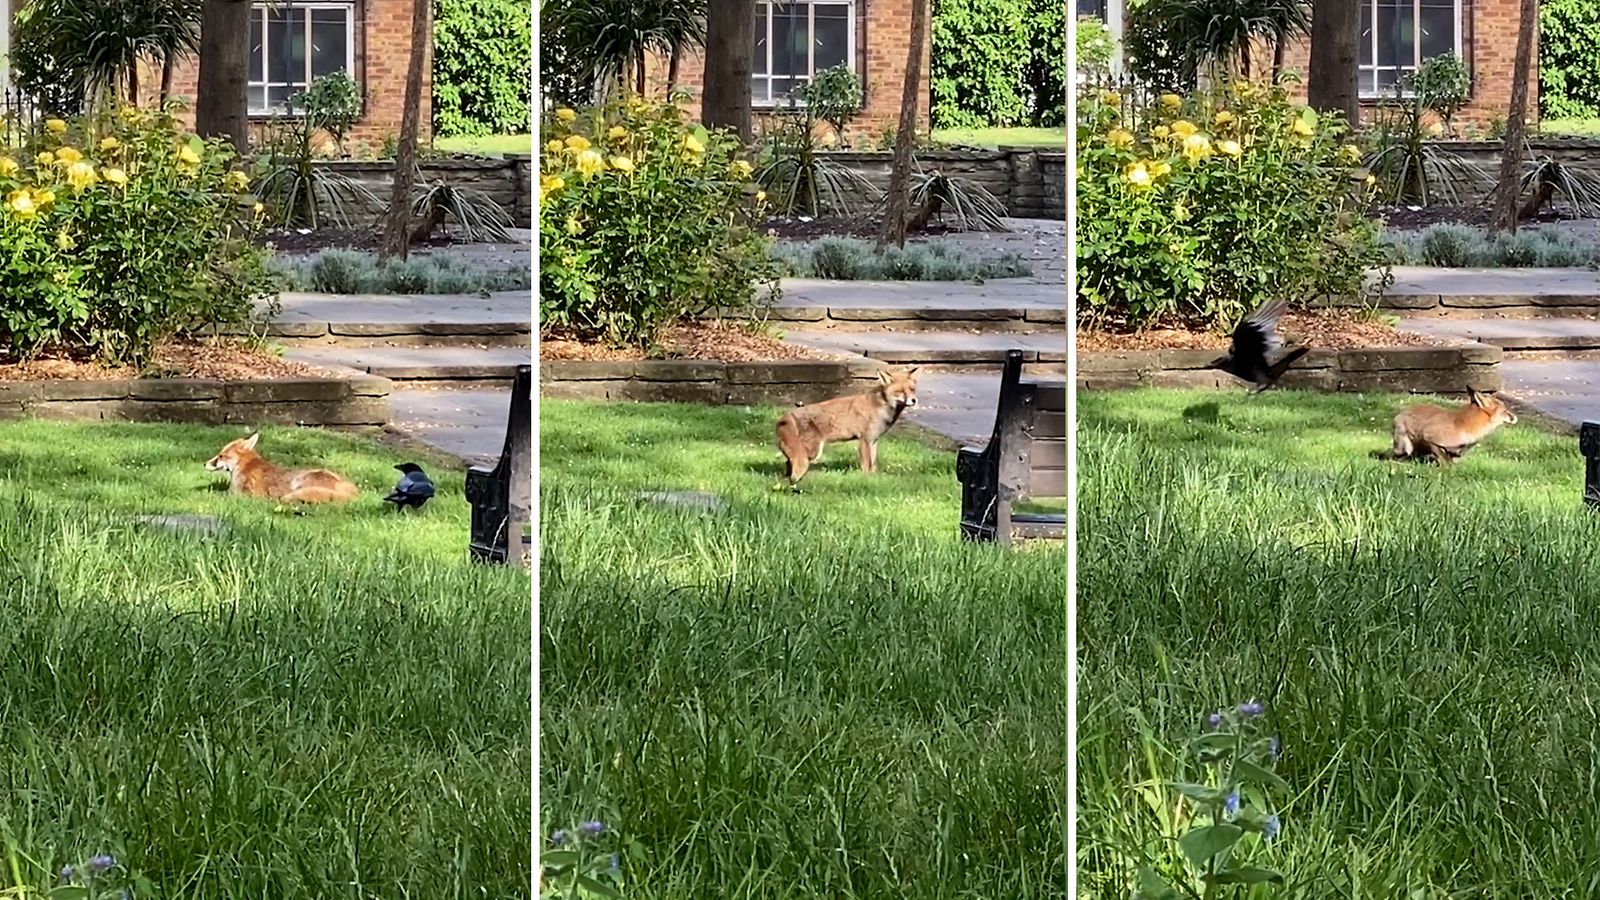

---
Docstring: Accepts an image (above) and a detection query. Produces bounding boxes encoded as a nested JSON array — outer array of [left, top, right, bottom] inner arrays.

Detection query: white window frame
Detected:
[[751, 0, 858, 108], [248, 1, 358, 116], [1, 0, 11, 95], [1358, 0, 1464, 100]]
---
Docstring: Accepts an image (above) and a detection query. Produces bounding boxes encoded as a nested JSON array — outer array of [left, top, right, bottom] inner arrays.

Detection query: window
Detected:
[[1359, 0, 1462, 98], [1077, 0, 1108, 18], [248, 3, 357, 115], [751, 1, 856, 106]]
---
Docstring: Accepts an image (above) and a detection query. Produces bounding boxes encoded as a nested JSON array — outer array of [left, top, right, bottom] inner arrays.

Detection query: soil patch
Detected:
[[1374, 203, 1572, 231], [1078, 311, 1448, 352], [257, 227, 472, 255], [763, 215, 960, 241], [541, 321, 834, 362], [0, 340, 320, 382]]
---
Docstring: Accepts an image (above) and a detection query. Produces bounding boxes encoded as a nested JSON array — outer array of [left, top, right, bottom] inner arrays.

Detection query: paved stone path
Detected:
[[392, 388, 512, 464], [271, 290, 530, 329]]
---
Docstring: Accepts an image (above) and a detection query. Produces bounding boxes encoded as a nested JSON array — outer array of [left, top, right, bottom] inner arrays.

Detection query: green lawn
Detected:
[[1078, 388, 1600, 897], [0, 421, 529, 898], [539, 400, 1065, 898], [434, 132, 533, 156], [932, 126, 1066, 149], [1539, 117, 1600, 137]]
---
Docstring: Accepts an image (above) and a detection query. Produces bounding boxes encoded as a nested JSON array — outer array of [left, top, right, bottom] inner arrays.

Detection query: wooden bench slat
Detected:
[[1031, 383, 1067, 412], [1036, 411, 1066, 439], [1027, 439, 1067, 470], [1030, 467, 1067, 498]]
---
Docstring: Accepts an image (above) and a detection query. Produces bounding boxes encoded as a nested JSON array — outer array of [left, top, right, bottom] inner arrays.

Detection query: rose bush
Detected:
[[538, 98, 779, 348], [0, 105, 272, 365], [1076, 79, 1388, 331]]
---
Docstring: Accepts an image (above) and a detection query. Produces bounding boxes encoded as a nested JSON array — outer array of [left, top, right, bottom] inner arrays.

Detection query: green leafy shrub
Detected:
[[539, 99, 779, 347], [1417, 223, 1485, 266], [1078, 18, 1116, 78], [254, 74, 381, 227], [1406, 53, 1471, 129], [770, 236, 1031, 280], [434, 0, 534, 137], [272, 249, 530, 294], [295, 71, 362, 153], [932, 0, 1031, 129], [1026, 0, 1067, 126], [0, 106, 272, 365], [800, 65, 864, 140], [1541, 0, 1600, 119], [1077, 79, 1386, 330]]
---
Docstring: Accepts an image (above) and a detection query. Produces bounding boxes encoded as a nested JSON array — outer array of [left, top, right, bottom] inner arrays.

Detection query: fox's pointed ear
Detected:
[[243, 432, 260, 449], [877, 370, 892, 385], [1467, 388, 1485, 408], [906, 366, 920, 378]]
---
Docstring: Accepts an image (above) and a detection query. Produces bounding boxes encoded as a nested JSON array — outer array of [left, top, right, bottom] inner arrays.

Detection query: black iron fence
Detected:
[[1, 86, 41, 148]]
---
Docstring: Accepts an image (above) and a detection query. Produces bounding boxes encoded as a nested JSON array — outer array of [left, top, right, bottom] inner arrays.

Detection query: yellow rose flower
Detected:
[[608, 125, 627, 140], [1213, 111, 1235, 126], [253, 201, 265, 214], [227, 170, 252, 191], [575, 149, 605, 177], [36, 151, 54, 166], [35, 190, 55, 207], [101, 167, 128, 186], [1099, 90, 1122, 106], [1365, 173, 1377, 186], [65, 161, 97, 190], [1291, 118, 1316, 138], [45, 119, 66, 135], [730, 159, 753, 178], [56, 230, 74, 250], [1182, 133, 1212, 161], [683, 134, 705, 155], [545, 139, 565, 154], [564, 134, 592, 153], [1106, 129, 1135, 149], [1159, 93, 1182, 109], [556, 108, 577, 124], [1170, 120, 1198, 139], [53, 146, 82, 166], [565, 216, 584, 235], [539, 174, 566, 201], [755, 190, 767, 203], [1152, 125, 1170, 140], [0, 157, 16, 176], [610, 155, 635, 173], [8, 192, 35, 217], [1218, 139, 1242, 157], [99, 137, 121, 151], [177, 144, 201, 165], [120, 106, 141, 121], [1123, 162, 1153, 188], [1151, 160, 1172, 177]]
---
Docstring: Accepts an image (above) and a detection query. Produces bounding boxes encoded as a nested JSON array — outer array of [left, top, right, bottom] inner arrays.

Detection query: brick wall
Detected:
[[1260, 0, 1536, 132], [644, 0, 931, 140], [147, 0, 431, 153]]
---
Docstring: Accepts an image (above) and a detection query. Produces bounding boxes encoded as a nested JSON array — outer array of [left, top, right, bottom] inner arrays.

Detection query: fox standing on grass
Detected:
[[205, 432, 361, 503], [1388, 388, 1517, 466], [774, 367, 920, 489]]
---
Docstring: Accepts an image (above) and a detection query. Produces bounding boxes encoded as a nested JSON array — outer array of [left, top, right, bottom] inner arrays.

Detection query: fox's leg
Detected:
[[858, 439, 873, 473], [868, 440, 879, 472], [1424, 441, 1453, 467], [1391, 425, 1412, 460], [776, 416, 811, 485]]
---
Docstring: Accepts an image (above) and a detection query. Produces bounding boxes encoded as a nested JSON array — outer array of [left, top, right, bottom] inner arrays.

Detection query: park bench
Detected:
[[467, 363, 532, 565], [956, 349, 1067, 545]]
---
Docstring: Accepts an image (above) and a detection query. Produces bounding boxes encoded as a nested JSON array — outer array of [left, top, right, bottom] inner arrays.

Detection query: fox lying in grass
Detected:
[[1388, 388, 1517, 466], [774, 367, 920, 489], [205, 432, 360, 503]]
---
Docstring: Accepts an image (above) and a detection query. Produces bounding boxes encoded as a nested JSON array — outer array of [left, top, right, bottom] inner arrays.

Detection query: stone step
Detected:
[[1352, 267, 1600, 315], [751, 278, 1066, 332], [1399, 316, 1600, 355], [287, 345, 530, 385], [259, 290, 531, 347], [784, 328, 1065, 373]]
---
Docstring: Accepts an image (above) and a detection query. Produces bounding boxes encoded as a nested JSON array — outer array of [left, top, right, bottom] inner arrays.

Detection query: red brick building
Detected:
[[1083, 0, 1537, 131], [648, 0, 931, 139], [2, 1, 429, 151]]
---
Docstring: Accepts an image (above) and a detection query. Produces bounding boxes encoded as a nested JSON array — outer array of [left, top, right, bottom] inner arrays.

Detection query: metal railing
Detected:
[[1, 86, 41, 148]]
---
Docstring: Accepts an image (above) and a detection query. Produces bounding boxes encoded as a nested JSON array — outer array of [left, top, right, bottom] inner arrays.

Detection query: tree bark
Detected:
[[880, 0, 930, 248], [1490, 0, 1538, 235], [380, 0, 432, 260], [1307, 0, 1359, 125], [668, 41, 682, 93], [195, 0, 251, 156], [160, 52, 175, 105], [702, 0, 754, 140]]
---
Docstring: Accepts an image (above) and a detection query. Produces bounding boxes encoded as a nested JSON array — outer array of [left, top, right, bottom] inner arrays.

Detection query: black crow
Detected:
[[1210, 298, 1310, 394], [383, 463, 435, 511]]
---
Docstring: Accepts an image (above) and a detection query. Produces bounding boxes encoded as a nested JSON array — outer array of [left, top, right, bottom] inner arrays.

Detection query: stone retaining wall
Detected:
[[1406, 137, 1600, 201], [0, 371, 393, 425], [541, 359, 886, 406], [311, 156, 532, 228], [1078, 344, 1502, 394]]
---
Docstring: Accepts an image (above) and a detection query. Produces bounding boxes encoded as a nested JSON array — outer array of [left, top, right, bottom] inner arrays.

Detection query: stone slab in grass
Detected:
[[131, 514, 228, 538], [639, 490, 729, 514]]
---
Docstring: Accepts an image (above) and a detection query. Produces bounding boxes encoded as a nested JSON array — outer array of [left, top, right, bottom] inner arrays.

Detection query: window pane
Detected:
[[753, 4, 769, 75], [1374, 0, 1410, 67], [1077, 0, 1107, 17], [248, 85, 269, 112], [771, 3, 807, 77], [1358, 1, 1372, 66], [1358, 68, 1376, 96], [269, 84, 303, 108], [769, 76, 799, 100], [267, 8, 307, 84], [814, 4, 849, 70], [1418, 2, 1455, 60], [1375, 66, 1404, 92], [250, 11, 263, 82], [751, 76, 768, 104], [310, 9, 349, 77]]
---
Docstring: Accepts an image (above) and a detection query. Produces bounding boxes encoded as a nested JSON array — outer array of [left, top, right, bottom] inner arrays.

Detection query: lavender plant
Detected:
[[540, 820, 632, 899]]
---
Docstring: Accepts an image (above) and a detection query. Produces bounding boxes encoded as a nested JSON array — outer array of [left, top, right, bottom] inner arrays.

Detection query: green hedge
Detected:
[[433, 0, 533, 137], [931, 0, 1065, 129], [1542, 0, 1600, 119]]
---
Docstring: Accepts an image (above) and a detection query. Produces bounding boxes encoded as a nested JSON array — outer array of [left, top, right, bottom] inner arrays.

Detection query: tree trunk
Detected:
[[702, 0, 754, 140], [380, 0, 432, 260], [128, 61, 139, 105], [1307, 0, 1359, 125], [667, 40, 683, 92], [880, 0, 930, 248], [1490, 0, 1538, 235], [196, 0, 251, 156], [160, 52, 175, 104], [636, 46, 647, 96], [1272, 38, 1285, 80]]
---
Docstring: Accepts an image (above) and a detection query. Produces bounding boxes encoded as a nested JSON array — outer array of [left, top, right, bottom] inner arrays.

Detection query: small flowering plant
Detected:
[[540, 819, 637, 899], [538, 97, 780, 348], [48, 851, 147, 899], [1077, 77, 1389, 333], [1136, 700, 1289, 900]]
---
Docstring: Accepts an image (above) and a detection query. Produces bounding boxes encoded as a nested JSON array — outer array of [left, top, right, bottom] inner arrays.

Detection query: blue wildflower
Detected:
[[87, 855, 115, 873], [1224, 789, 1240, 817], [1264, 814, 1281, 841], [1238, 700, 1264, 718], [1207, 711, 1223, 728], [1269, 736, 1281, 761], [60, 866, 75, 883], [551, 829, 570, 846], [579, 820, 606, 838]]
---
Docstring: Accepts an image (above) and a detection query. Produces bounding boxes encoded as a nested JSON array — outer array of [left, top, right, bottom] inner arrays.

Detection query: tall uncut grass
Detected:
[[540, 400, 1065, 898], [0, 421, 530, 897], [1078, 389, 1600, 898]]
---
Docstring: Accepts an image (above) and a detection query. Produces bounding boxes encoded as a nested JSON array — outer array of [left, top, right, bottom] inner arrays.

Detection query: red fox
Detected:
[[1390, 388, 1517, 466], [774, 367, 921, 487], [204, 432, 360, 503]]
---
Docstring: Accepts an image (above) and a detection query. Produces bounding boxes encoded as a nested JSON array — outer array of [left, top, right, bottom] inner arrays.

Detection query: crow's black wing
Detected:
[[398, 472, 436, 498], [1231, 299, 1288, 364]]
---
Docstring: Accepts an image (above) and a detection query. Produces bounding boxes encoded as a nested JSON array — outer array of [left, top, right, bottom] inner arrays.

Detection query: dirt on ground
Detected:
[[541, 321, 833, 362], [1078, 310, 1447, 352], [762, 215, 961, 241], [0, 340, 320, 381], [257, 227, 472, 255], [1374, 202, 1573, 230]]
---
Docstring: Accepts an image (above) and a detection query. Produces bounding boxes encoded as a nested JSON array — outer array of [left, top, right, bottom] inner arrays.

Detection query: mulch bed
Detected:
[[0, 340, 321, 382], [1373, 203, 1573, 230], [256, 227, 474, 255], [762, 215, 961, 241], [541, 321, 835, 362], [1078, 311, 1447, 352]]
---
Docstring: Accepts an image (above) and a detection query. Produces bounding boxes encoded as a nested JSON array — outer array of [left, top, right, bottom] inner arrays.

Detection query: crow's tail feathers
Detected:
[[1254, 344, 1311, 392]]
